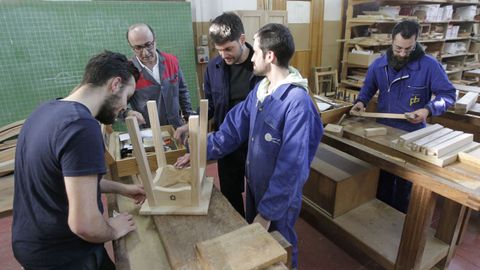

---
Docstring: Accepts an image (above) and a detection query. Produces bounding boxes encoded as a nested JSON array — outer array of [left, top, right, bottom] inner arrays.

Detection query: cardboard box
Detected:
[[105, 125, 187, 179], [303, 144, 379, 218], [348, 52, 381, 66]]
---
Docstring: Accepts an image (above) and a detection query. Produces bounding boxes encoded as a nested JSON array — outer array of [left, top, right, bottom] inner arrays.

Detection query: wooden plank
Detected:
[[455, 92, 478, 114], [398, 124, 444, 146], [196, 223, 287, 270], [458, 144, 480, 169], [350, 110, 408, 119], [0, 174, 14, 217], [112, 193, 171, 270], [153, 188, 247, 270], [0, 160, 14, 177], [189, 116, 200, 206], [427, 133, 473, 157], [364, 127, 387, 137], [0, 125, 22, 143], [0, 119, 24, 135]]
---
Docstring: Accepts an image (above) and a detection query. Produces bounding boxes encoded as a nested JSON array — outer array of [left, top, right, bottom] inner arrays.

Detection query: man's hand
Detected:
[[174, 153, 191, 168], [350, 102, 365, 114], [121, 184, 146, 205], [128, 110, 146, 125], [107, 212, 136, 240], [253, 214, 271, 231], [173, 124, 189, 145], [406, 108, 429, 124]]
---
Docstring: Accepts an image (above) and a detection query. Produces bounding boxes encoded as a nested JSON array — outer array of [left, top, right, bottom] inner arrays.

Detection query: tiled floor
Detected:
[[1, 164, 479, 269]]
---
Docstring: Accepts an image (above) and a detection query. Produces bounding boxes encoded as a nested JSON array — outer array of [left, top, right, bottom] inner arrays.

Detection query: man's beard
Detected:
[[96, 94, 120, 125], [390, 55, 410, 71]]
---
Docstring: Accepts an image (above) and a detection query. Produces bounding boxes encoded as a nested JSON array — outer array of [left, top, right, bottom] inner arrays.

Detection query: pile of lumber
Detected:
[[392, 123, 479, 167], [0, 120, 24, 176]]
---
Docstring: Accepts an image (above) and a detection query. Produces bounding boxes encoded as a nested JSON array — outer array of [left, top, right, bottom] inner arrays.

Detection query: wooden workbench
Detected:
[[302, 117, 480, 270], [108, 176, 247, 270]]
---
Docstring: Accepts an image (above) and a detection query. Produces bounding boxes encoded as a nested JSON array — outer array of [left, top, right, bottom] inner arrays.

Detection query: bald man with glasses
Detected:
[[350, 20, 456, 213], [123, 23, 195, 129]]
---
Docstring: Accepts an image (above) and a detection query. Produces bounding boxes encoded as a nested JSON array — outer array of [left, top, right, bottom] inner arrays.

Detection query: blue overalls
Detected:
[[356, 53, 456, 212], [207, 82, 323, 268]]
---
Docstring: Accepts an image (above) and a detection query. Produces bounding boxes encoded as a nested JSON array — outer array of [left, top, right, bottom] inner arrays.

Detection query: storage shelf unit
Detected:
[[340, 0, 480, 93]]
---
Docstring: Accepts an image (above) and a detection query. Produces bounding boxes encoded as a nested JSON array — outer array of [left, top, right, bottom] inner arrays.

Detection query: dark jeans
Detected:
[[61, 246, 115, 270], [217, 143, 247, 217], [376, 170, 412, 213]]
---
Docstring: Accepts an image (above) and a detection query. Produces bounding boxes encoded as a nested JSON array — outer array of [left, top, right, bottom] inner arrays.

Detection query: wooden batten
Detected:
[[147, 101, 167, 168], [324, 123, 344, 136], [410, 128, 453, 152], [350, 111, 407, 119], [398, 124, 444, 146], [427, 133, 473, 157], [420, 131, 464, 154], [458, 145, 480, 169]]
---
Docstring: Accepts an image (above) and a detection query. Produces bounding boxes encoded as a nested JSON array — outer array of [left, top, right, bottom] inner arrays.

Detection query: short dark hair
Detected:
[[255, 23, 294, 69], [125, 23, 156, 44], [209, 12, 244, 44], [392, 20, 420, 40], [81, 51, 139, 87]]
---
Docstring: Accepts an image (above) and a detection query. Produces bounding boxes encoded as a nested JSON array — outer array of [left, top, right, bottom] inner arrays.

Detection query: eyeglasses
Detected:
[[392, 43, 416, 55], [131, 40, 155, 52]]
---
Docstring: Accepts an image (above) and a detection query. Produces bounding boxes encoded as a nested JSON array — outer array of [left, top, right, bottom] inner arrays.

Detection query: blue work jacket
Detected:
[[203, 42, 263, 129], [207, 82, 323, 221], [357, 54, 456, 131]]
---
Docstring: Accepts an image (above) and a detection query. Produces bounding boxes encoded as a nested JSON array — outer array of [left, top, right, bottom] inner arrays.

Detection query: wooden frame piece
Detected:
[[126, 99, 213, 215], [312, 67, 338, 97]]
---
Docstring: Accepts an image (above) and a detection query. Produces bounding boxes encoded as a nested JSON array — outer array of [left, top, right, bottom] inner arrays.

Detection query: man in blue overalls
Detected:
[[350, 20, 456, 213], [176, 23, 322, 268]]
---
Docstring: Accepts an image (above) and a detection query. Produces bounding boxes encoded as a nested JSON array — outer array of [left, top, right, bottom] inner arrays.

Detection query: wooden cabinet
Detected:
[[340, 0, 480, 93]]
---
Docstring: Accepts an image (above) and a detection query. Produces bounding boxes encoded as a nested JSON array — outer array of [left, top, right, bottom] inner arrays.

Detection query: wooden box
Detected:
[[348, 52, 381, 67], [105, 125, 187, 179], [303, 144, 379, 218]]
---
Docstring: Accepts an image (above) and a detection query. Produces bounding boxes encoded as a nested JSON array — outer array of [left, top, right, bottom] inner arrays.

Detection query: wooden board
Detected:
[[458, 144, 480, 169], [113, 193, 171, 270], [350, 111, 407, 119], [196, 223, 287, 270], [455, 92, 478, 114], [153, 188, 248, 270], [0, 174, 14, 217], [427, 133, 474, 157], [454, 83, 480, 94]]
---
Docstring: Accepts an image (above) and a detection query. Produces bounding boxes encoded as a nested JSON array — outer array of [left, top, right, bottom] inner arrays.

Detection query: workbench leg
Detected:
[[456, 208, 472, 245], [395, 184, 436, 270], [434, 198, 466, 269]]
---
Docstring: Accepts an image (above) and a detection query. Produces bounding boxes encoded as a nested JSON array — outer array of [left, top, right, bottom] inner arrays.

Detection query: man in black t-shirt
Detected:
[[12, 51, 146, 270]]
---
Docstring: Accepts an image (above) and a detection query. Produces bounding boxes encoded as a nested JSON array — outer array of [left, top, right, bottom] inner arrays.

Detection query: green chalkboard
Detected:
[[0, 1, 198, 127]]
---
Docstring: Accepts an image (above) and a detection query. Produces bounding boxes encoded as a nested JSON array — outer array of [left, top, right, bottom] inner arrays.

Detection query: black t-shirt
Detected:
[[12, 100, 106, 269], [228, 47, 254, 109]]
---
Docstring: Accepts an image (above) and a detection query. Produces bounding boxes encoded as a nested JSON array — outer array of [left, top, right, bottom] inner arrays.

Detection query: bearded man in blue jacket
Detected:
[[176, 23, 323, 268], [350, 20, 456, 212]]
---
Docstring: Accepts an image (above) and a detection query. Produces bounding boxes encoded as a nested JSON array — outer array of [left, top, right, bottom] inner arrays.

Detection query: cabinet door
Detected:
[[236, 10, 265, 44], [265, 10, 288, 25]]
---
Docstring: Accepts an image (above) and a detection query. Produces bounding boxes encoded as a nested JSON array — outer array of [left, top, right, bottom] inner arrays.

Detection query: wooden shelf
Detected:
[[341, 79, 364, 88], [441, 53, 468, 59], [302, 198, 449, 270]]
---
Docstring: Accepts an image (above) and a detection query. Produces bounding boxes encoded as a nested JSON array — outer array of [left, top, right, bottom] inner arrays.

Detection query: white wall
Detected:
[[188, 0, 257, 22]]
